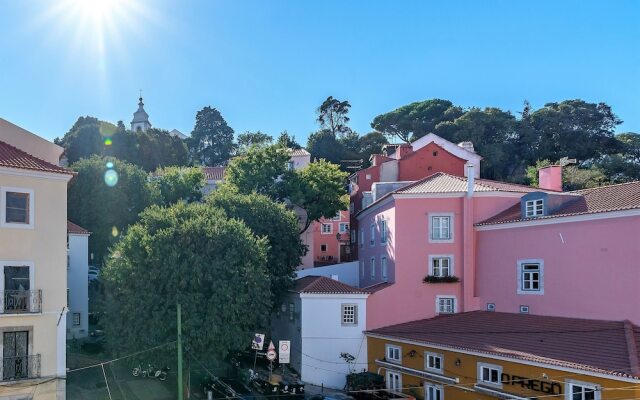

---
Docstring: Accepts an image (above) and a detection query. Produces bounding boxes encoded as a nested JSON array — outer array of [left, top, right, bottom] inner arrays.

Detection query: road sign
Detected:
[[266, 341, 277, 361], [251, 333, 265, 350], [279, 340, 290, 364]]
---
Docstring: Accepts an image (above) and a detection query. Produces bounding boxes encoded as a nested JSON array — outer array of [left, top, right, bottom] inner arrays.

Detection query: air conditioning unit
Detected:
[[486, 303, 496, 312]]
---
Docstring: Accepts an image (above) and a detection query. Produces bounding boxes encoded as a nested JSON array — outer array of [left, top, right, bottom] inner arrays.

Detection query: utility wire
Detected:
[[67, 340, 176, 373]]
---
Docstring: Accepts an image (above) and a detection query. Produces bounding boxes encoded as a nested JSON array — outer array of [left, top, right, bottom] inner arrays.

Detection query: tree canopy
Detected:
[[152, 166, 205, 206], [317, 96, 352, 137], [187, 106, 235, 166], [237, 131, 273, 152], [102, 202, 271, 359], [223, 144, 291, 199]]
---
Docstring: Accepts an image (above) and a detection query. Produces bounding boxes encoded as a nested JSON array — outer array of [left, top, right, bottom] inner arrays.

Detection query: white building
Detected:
[[271, 276, 369, 389], [130, 97, 152, 133], [66, 221, 90, 339]]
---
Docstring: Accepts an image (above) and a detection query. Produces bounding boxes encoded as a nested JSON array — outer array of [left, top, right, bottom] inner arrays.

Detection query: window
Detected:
[[73, 313, 81, 326], [477, 363, 502, 388], [370, 257, 376, 278], [1, 187, 34, 228], [566, 380, 600, 400], [287, 161, 295, 171], [289, 303, 295, 321], [517, 260, 544, 295], [380, 220, 387, 244], [351, 229, 357, 243], [425, 352, 443, 373], [321, 223, 332, 234], [1, 261, 34, 313], [425, 383, 443, 400], [436, 296, 456, 314], [341, 304, 357, 325], [359, 230, 364, 248], [386, 371, 401, 391], [486, 303, 496, 311], [520, 305, 530, 314], [320, 244, 327, 252], [370, 224, 375, 246], [385, 344, 401, 363], [381, 256, 388, 280], [430, 256, 452, 277], [525, 199, 544, 217], [429, 214, 452, 242], [333, 212, 342, 221], [339, 223, 349, 233], [366, 174, 372, 180]]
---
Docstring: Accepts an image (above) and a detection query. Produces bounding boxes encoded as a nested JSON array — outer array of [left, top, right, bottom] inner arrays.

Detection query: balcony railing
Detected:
[[1, 355, 41, 381], [0, 290, 42, 314]]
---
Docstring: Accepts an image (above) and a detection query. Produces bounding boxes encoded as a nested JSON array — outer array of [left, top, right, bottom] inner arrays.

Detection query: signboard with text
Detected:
[[279, 340, 290, 364]]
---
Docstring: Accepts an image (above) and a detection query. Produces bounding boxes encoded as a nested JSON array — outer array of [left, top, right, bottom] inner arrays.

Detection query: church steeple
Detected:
[[131, 94, 152, 133]]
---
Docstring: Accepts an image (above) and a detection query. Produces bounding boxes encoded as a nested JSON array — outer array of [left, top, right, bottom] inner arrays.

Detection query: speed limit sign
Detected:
[[266, 341, 277, 361]]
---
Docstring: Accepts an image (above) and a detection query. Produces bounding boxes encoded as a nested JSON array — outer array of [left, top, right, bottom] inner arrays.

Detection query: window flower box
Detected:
[[423, 275, 460, 284]]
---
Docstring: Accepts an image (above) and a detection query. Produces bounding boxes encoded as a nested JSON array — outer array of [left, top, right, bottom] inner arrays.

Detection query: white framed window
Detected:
[[385, 344, 401, 363], [424, 352, 443, 373], [380, 219, 388, 244], [0, 260, 36, 313], [1, 187, 35, 229], [525, 199, 544, 217], [333, 212, 342, 221], [435, 296, 456, 314], [429, 213, 453, 242], [321, 223, 332, 234], [386, 371, 401, 391], [565, 379, 600, 400], [351, 229, 357, 243], [73, 313, 81, 326], [370, 224, 375, 246], [381, 256, 388, 280], [359, 230, 364, 248], [339, 222, 349, 233], [477, 362, 502, 388], [341, 304, 357, 325], [517, 259, 544, 295], [370, 257, 376, 278], [429, 255, 453, 277], [425, 383, 443, 400]]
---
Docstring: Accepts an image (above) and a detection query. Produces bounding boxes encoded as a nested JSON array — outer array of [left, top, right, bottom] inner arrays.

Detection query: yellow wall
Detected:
[[367, 336, 640, 400], [0, 170, 69, 383]]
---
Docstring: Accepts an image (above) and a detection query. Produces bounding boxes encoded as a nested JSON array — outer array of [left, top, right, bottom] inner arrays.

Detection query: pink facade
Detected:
[[476, 214, 640, 324], [311, 211, 352, 266]]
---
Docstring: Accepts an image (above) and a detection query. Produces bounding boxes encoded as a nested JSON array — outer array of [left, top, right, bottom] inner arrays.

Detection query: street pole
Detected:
[[177, 303, 184, 400]]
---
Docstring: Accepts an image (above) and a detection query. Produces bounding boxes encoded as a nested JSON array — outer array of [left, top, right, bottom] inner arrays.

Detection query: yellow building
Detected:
[[366, 311, 640, 400], [0, 118, 74, 399]]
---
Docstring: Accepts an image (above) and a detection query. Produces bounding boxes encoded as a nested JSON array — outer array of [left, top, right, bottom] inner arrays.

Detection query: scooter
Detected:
[[132, 363, 170, 381]]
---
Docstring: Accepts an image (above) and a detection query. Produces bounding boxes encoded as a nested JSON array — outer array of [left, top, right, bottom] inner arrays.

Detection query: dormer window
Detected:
[[525, 199, 544, 217]]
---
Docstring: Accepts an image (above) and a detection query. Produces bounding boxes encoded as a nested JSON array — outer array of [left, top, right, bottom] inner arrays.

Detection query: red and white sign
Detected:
[[266, 341, 277, 361], [279, 340, 290, 364]]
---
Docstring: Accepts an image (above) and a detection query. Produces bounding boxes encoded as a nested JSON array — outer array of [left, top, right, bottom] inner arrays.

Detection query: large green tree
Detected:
[[68, 156, 159, 264], [137, 128, 189, 172], [317, 96, 352, 137], [307, 129, 345, 165], [152, 166, 205, 206], [357, 131, 389, 168], [237, 131, 273, 153], [187, 106, 235, 166], [207, 189, 305, 305], [55, 117, 114, 164], [102, 202, 271, 359], [223, 145, 291, 199]]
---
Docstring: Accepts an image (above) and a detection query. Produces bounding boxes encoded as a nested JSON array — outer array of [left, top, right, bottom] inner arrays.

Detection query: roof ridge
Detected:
[[623, 320, 640, 377], [570, 180, 640, 194], [391, 172, 447, 192], [0, 139, 73, 175]]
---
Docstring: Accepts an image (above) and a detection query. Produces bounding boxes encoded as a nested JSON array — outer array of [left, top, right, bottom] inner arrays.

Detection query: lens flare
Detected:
[[104, 137, 113, 146], [104, 169, 118, 186], [106, 161, 114, 169], [111, 226, 119, 237]]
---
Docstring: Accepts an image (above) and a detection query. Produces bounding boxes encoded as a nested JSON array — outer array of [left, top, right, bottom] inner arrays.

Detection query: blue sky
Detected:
[[0, 0, 638, 143]]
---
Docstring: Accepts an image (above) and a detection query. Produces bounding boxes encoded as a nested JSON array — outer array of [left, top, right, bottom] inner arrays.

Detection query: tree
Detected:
[[276, 131, 301, 149], [102, 202, 271, 359], [317, 96, 352, 137], [207, 189, 305, 305], [56, 116, 109, 164], [108, 121, 138, 164], [371, 99, 464, 143], [152, 166, 205, 206], [187, 106, 235, 166], [358, 131, 389, 168], [526, 159, 608, 190], [307, 129, 345, 165], [237, 131, 273, 153], [223, 145, 291, 199], [136, 128, 189, 172], [68, 156, 159, 264]]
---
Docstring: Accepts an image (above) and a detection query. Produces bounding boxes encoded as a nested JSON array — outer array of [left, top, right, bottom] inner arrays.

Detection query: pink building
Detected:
[[311, 210, 351, 266]]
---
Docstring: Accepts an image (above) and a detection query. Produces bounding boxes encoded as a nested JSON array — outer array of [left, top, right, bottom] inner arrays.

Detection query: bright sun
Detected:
[[70, 0, 125, 24]]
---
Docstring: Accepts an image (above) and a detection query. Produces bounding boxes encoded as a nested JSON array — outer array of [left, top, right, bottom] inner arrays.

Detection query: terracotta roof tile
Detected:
[[0, 140, 72, 175], [367, 311, 640, 379], [290, 148, 310, 157], [396, 173, 539, 194], [202, 167, 226, 181], [293, 276, 369, 294], [478, 181, 640, 226], [67, 221, 91, 235]]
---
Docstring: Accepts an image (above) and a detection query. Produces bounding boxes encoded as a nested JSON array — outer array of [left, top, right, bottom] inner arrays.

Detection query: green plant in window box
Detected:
[[423, 275, 460, 283]]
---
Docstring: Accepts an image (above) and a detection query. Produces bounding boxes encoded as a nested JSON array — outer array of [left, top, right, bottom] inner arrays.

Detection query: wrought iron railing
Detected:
[[1, 354, 41, 381], [1, 290, 42, 314]]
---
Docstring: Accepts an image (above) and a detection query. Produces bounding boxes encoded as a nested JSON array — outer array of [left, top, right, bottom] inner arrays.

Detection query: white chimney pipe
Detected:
[[467, 164, 475, 197]]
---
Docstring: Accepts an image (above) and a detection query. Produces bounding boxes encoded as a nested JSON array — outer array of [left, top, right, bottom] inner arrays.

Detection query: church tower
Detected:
[[131, 96, 152, 133]]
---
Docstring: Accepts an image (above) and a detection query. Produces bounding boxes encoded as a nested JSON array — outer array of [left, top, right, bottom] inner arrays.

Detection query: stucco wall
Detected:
[[476, 214, 640, 324], [296, 261, 360, 287], [312, 211, 351, 265], [397, 142, 467, 181]]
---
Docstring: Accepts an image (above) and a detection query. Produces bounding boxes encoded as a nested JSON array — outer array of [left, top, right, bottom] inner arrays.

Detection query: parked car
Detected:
[[88, 267, 99, 281]]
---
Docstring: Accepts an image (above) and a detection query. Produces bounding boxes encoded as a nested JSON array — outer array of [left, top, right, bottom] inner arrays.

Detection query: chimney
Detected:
[[370, 154, 385, 167], [397, 143, 413, 159], [538, 165, 562, 192], [458, 141, 475, 153], [466, 164, 475, 197]]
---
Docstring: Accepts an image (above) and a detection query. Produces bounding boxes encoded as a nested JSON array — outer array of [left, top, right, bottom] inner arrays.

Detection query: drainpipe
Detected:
[[462, 164, 477, 312]]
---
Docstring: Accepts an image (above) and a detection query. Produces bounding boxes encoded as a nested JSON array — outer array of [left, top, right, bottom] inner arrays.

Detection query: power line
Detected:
[[67, 340, 176, 373]]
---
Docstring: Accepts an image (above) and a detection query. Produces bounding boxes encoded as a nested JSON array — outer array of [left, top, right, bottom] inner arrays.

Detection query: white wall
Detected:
[[300, 293, 368, 389], [67, 233, 89, 338], [296, 262, 360, 287]]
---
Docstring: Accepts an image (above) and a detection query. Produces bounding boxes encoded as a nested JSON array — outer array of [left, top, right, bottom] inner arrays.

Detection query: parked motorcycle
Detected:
[[132, 363, 170, 381]]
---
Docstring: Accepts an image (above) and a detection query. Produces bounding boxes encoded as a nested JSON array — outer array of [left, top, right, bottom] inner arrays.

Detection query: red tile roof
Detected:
[[202, 167, 226, 181], [478, 181, 640, 226], [67, 221, 91, 235], [396, 173, 539, 194], [293, 276, 369, 295], [290, 148, 310, 157], [0, 140, 72, 175], [367, 311, 640, 379]]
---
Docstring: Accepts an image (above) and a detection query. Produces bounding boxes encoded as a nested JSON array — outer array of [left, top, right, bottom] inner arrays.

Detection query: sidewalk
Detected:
[[305, 383, 350, 398]]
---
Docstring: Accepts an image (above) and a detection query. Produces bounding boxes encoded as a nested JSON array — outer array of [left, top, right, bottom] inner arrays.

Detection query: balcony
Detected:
[[1, 355, 41, 381], [0, 290, 42, 314]]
